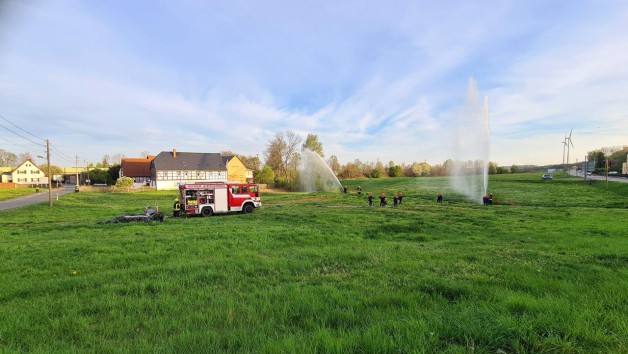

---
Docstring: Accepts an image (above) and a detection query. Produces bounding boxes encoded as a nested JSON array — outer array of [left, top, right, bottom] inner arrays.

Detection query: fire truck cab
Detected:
[[178, 182, 261, 216]]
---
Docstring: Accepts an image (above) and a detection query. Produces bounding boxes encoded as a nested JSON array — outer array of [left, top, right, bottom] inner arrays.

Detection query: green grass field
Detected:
[[0, 174, 626, 353], [0, 188, 37, 201]]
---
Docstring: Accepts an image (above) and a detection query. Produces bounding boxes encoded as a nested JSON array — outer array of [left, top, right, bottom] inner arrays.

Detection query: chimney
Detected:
[[173, 149, 177, 158]]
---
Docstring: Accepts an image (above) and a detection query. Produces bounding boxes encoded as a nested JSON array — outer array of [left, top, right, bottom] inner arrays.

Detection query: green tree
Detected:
[[510, 164, 518, 174], [388, 165, 403, 177], [419, 162, 431, 176], [608, 146, 628, 161], [254, 166, 275, 184], [443, 159, 454, 176], [302, 134, 324, 157], [587, 150, 606, 169], [488, 162, 498, 174], [115, 176, 134, 188], [374, 161, 387, 178], [88, 169, 109, 184], [39, 165, 63, 177], [406, 162, 432, 177], [108, 165, 121, 185]]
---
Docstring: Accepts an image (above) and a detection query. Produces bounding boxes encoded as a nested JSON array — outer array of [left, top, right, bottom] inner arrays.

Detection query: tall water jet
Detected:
[[449, 78, 490, 203], [299, 148, 343, 192]]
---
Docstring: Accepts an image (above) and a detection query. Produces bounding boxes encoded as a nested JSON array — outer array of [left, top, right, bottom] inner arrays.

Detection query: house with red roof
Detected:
[[120, 156, 155, 186]]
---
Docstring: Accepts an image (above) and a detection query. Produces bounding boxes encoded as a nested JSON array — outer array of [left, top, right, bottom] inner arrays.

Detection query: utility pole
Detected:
[[47, 139, 52, 207], [562, 138, 566, 171], [85, 160, 90, 185], [75, 155, 79, 189], [606, 158, 609, 189], [584, 156, 587, 181]]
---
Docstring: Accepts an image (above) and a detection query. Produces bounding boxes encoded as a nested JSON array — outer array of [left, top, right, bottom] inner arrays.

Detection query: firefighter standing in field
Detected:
[[379, 192, 387, 207], [173, 198, 181, 217]]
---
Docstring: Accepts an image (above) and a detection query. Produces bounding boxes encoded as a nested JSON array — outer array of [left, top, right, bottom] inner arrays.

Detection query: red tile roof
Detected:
[[121, 156, 154, 177]]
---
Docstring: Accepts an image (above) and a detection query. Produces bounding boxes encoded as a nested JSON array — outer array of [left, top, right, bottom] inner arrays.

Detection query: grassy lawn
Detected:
[[0, 174, 626, 353], [0, 188, 37, 202]]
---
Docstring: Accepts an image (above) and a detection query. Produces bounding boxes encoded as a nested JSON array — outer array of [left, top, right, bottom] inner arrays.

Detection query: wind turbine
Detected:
[[566, 129, 574, 167], [562, 137, 567, 169]]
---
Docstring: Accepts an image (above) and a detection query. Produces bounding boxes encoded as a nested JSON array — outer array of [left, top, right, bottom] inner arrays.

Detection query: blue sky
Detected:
[[1, 0, 626, 167]]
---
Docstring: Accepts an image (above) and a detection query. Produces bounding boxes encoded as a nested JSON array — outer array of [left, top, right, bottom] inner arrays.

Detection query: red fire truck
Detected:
[[178, 182, 261, 216]]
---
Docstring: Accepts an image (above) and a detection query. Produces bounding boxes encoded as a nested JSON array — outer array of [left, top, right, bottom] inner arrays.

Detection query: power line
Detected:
[[0, 115, 80, 165], [50, 151, 74, 163], [0, 135, 43, 155], [0, 115, 45, 141], [0, 122, 46, 147], [50, 144, 74, 161]]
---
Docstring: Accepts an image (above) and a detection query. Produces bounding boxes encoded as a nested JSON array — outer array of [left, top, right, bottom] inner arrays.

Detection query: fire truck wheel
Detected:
[[242, 204, 254, 214], [201, 207, 213, 217]]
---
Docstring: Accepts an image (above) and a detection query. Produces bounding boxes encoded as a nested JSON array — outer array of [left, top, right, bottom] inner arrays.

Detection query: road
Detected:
[[0, 185, 76, 211], [569, 171, 628, 184]]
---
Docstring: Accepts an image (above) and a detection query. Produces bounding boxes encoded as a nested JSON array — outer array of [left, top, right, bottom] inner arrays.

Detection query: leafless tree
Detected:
[[17, 152, 33, 165], [327, 155, 341, 175], [264, 130, 302, 179], [0, 149, 17, 167]]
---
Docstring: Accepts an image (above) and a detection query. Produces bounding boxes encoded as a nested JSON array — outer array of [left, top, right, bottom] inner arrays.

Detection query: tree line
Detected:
[[3, 141, 624, 188]]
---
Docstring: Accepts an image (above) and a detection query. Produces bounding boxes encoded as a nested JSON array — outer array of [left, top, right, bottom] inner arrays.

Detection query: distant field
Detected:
[[0, 174, 626, 353], [0, 188, 36, 201]]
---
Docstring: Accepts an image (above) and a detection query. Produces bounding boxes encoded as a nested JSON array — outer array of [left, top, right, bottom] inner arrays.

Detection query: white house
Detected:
[[11, 159, 48, 186], [151, 150, 228, 190]]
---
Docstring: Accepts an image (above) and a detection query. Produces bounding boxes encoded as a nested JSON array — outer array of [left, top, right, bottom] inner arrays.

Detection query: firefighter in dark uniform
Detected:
[[173, 198, 181, 217]]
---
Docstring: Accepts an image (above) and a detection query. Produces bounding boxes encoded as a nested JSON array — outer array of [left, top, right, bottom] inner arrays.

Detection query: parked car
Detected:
[[542, 174, 553, 180]]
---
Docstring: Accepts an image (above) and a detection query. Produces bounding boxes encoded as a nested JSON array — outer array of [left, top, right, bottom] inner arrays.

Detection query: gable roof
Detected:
[[222, 155, 237, 164], [222, 155, 254, 171], [121, 156, 155, 177], [153, 151, 226, 171], [12, 159, 42, 173]]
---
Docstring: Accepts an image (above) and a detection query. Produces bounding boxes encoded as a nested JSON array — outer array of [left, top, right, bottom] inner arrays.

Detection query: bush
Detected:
[[275, 177, 298, 191], [255, 166, 275, 184], [115, 177, 134, 188]]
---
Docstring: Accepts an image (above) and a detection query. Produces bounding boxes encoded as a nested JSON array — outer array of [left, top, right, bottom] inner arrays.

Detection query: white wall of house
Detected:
[[11, 160, 47, 185], [154, 170, 227, 190]]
